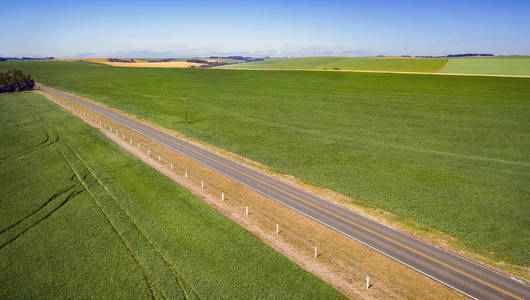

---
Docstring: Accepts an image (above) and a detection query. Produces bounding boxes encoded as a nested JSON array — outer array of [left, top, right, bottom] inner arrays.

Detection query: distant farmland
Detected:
[[218, 56, 448, 72], [440, 56, 530, 76], [0, 91, 345, 299], [2, 61, 529, 267]]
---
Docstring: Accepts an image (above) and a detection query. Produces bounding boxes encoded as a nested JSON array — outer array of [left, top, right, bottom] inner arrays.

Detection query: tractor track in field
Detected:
[[0, 100, 61, 164], [60, 141, 201, 300], [1, 95, 200, 299], [0, 187, 85, 250], [241, 114, 530, 167], [0, 185, 75, 235]]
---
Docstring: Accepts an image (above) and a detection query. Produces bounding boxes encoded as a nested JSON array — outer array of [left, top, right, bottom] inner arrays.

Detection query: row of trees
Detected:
[[0, 70, 35, 93]]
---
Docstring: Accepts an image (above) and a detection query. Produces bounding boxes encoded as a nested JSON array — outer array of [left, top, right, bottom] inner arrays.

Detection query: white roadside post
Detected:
[[245, 206, 249, 216], [314, 246, 318, 258], [276, 224, 279, 234], [148, 149, 151, 156], [138, 143, 140, 149], [158, 155, 161, 162], [366, 276, 370, 289], [201, 180, 204, 189], [185, 170, 188, 178], [122, 134, 125, 141], [170, 162, 174, 169], [221, 192, 225, 201]]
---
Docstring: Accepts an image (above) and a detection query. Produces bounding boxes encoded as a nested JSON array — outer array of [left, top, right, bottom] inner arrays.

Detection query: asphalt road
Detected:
[[39, 85, 529, 300]]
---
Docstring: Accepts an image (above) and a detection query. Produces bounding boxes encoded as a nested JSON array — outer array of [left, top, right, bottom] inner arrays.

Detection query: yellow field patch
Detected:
[[103, 61, 203, 68], [45, 58, 203, 68]]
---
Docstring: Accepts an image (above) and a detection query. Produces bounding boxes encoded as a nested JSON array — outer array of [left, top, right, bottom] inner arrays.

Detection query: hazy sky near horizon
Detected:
[[2, 0, 529, 58]]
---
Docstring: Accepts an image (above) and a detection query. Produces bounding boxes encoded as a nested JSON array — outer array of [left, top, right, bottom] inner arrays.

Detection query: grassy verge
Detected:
[[2, 61, 529, 269], [0, 91, 345, 299]]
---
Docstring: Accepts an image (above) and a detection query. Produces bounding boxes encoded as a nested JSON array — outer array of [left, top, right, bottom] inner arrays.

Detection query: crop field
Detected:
[[440, 56, 530, 76], [2, 61, 529, 267], [0, 91, 345, 299], [217, 57, 448, 72]]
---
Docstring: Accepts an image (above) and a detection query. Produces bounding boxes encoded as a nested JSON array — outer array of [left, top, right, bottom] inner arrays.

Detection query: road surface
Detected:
[[39, 85, 529, 300]]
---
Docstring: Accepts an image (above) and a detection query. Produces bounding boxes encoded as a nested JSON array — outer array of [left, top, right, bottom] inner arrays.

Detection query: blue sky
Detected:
[[2, 0, 529, 57]]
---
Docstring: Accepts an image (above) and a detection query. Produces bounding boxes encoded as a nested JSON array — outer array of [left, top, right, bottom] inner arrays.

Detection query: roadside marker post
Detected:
[[138, 143, 140, 149], [148, 149, 151, 156], [245, 206, 249, 216], [366, 276, 370, 289], [185, 170, 188, 178], [170, 162, 173, 169], [314, 246, 318, 258], [276, 224, 279, 234], [221, 192, 225, 201], [201, 180, 204, 189], [158, 155, 161, 162], [122, 134, 125, 141]]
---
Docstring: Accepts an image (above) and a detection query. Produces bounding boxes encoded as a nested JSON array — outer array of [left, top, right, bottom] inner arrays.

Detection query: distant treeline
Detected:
[[186, 56, 266, 68], [108, 58, 135, 63], [0, 69, 35, 93], [446, 53, 494, 57], [0, 57, 54, 61], [186, 59, 231, 68], [209, 56, 265, 62], [148, 58, 175, 62], [412, 53, 495, 58]]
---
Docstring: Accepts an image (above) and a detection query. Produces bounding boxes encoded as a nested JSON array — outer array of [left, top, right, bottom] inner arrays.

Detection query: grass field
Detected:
[[440, 56, 530, 76], [2, 61, 529, 267], [217, 57, 448, 72], [0, 91, 345, 299]]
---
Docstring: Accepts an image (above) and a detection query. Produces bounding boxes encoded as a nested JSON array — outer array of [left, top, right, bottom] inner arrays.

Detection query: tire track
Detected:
[[0, 188, 85, 250], [58, 147, 160, 300], [0, 185, 75, 235], [63, 141, 201, 300]]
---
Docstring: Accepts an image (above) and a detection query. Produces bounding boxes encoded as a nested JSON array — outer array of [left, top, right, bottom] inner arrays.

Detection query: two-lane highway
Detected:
[[40, 85, 529, 299]]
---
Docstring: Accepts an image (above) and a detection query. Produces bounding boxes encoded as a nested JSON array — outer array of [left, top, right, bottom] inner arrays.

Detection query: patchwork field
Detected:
[[46, 58, 203, 68], [217, 57, 448, 72], [0, 91, 345, 299], [440, 56, 530, 76], [2, 61, 529, 268]]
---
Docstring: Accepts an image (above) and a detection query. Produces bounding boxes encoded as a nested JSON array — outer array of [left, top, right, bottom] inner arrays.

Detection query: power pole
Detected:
[[183, 97, 189, 124]]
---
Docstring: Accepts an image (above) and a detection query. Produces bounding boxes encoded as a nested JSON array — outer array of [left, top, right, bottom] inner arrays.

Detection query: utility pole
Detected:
[[183, 97, 189, 124]]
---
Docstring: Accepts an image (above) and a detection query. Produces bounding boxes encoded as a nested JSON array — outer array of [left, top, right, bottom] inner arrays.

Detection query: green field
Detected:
[[217, 57, 448, 72], [0, 91, 345, 299], [439, 56, 530, 76], [2, 61, 529, 266]]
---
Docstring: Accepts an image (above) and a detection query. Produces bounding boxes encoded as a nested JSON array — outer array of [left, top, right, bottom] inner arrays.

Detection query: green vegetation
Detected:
[[0, 91, 345, 299], [439, 56, 530, 76], [217, 57, 448, 72], [2, 61, 529, 266], [0, 69, 35, 92]]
